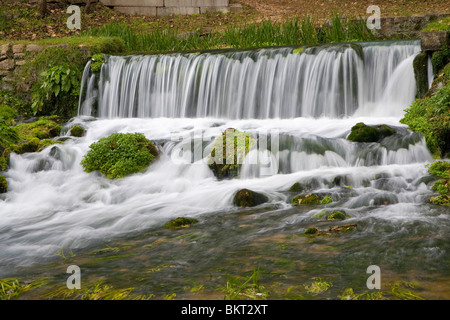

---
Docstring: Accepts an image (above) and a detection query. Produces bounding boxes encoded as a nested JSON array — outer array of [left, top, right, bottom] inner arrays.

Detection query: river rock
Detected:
[[233, 188, 269, 207], [347, 122, 396, 143]]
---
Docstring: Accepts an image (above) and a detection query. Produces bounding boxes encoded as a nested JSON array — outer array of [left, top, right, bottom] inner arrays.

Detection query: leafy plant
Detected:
[[304, 277, 332, 296], [222, 267, 268, 300], [80, 132, 158, 179], [0, 278, 46, 300], [31, 64, 81, 117]]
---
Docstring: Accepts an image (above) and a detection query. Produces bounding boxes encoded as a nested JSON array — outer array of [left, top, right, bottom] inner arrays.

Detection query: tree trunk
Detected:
[[39, 0, 47, 18], [85, 0, 92, 14]]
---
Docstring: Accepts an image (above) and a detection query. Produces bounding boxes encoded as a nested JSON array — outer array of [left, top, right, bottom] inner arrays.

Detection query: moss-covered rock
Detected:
[[233, 189, 269, 207], [12, 137, 41, 154], [80, 132, 158, 179], [327, 211, 346, 220], [208, 128, 255, 180], [304, 227, 319, 235], [347, 122, 396, 143], [0, 175, 7, 194], [413, 52, 429, 99], [292, 193, 320, 206], [15, 118, 62, 140], [320, 196, 333, 204], [288, 182, 304, 192], [165, 217, 199, 230], [70, 125, 86, 137]]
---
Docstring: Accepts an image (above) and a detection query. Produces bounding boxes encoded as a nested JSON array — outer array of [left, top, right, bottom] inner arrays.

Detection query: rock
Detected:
[[292, 193, 320, 206], [26, 44, 44, 53], [347, 122, 396, 143], [70, 125, 86, 137], [304, 227, 319, 235], [327, 211, 346, 220], [0, 175, 7, 194], [165, 217, 199, 230], [420, 31, 449, 51], [12, 138, 41, 154], [233, 188, 269, 207], [0, 59, 14, 71], [12, 44, 24, 54], [288, 182, 304, 192], [413, 52, 429, 99], [208, 128, 255, 179]]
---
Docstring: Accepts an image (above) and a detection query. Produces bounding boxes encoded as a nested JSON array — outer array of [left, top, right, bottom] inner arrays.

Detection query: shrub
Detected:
[[81, 132, 158, 179]]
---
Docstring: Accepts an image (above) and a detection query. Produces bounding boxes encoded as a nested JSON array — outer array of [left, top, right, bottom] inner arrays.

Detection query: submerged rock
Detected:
[[347, 122, 396, 143], [292, 193, 320, 206], [165, 217, 199, 230], [233, 188, 269, 207], [69, 125, 86, 137]]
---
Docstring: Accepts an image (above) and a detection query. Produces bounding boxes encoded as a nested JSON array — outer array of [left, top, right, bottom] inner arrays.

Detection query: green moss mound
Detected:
[[320, 196, 333, 205], [80, 132, 158, 179], [347, 122, 396, 143], [165, 217, 199, 230], [0, 175, 7, 194], [233, 189, 269, 207], [70, 125, 86, 137], [208, 128, 255, 179]]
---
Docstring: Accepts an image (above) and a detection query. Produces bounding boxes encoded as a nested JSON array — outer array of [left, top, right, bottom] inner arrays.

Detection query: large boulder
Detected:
[[347, 122, 396, 143]]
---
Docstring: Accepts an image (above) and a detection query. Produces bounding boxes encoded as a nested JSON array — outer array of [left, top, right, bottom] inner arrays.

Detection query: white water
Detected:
[[0, 40, 443, 275]]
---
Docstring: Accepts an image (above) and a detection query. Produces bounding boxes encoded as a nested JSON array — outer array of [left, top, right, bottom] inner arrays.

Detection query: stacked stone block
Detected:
[[99, 0, 242, 17]]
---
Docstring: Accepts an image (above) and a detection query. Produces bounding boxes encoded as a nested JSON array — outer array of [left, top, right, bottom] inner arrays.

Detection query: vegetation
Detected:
[[427, 161, 450, 205], [422, 16, 450, 32], [0, 174, 7, 193], [222, 267, 268, 300], [0, 278, 46, 300], [165, 217, 199, 230], [292, 193, 320, 205], [400, 61, 450, 158], [80, 132, 158, 179]]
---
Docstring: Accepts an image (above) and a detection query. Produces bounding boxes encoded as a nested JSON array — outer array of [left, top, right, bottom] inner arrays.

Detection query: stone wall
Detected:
[[99, 0, 242, 16], [0, 43, 46, 91], [370, 13, 450, 39]]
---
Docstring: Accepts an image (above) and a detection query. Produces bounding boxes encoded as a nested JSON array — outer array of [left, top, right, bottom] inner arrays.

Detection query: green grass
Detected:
[[79, 16, 376, 54], [422, 16, 450, 32]]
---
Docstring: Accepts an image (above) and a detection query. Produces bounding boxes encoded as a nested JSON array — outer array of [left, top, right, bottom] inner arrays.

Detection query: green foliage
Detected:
[[0, 278, 46, 300], [422, 16, 450, 32], [0, 174, 7, 193], [320, 15, 375, 43], [222, 267, 268, 300], [431, 45, 450, 76], [81, 132, 158, 179], [165, 217, 199, 230], [208, 128, 254, 179], [46, 280, 153, 300], [400, 73, 450, 157], [0, 90, 30, 115], [304, 277, 332, 296], [428, 161, 450, 179], [90, 54, 105, 73], [427, 161, 450, 205], [31, 64, 81, 117], [390, 281, 425, 300], [339, 288, 385, 300], [69, 125, 86, 137]]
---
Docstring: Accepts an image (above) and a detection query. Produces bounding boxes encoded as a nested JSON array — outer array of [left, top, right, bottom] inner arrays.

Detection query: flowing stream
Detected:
[[1, 40, 449, 299]]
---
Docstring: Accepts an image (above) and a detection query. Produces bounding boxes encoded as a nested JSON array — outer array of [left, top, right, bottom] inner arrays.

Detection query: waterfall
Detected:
[[78, 40, 420, 119]]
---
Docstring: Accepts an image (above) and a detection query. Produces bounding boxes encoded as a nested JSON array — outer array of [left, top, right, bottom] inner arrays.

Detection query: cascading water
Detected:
[[1, 40, 449, 299]]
